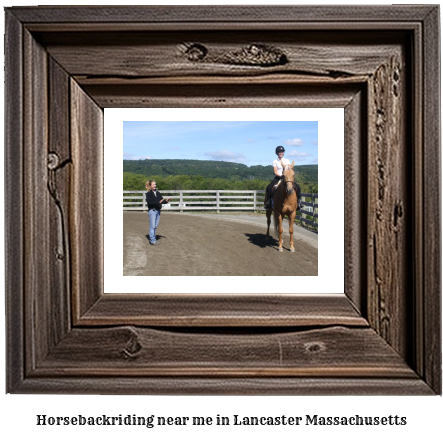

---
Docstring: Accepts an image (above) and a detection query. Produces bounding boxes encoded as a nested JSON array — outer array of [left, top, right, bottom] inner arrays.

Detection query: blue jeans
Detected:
[[148, 209, 161, 242]]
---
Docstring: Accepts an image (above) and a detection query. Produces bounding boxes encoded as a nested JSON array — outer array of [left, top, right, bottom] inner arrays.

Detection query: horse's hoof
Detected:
[[290, 248, 295, 252], [278, 248, 283, 252]]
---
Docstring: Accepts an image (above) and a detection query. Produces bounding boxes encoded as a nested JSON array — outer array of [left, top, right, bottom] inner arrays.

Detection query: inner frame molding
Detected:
[[5, 6, 440, 394]]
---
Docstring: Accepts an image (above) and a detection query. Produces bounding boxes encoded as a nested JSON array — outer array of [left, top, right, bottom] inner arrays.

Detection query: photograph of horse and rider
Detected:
[[264, 145, 302, 252], [123, 121, 318, 276]]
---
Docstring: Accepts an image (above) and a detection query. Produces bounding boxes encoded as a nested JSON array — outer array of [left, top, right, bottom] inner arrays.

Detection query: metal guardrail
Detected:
[[123, 190, 318, 228]]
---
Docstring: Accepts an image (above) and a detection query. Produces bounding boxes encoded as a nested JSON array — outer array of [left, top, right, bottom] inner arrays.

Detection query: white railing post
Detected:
[[123, 189, 314, 217], [301, 195, 304, 224]]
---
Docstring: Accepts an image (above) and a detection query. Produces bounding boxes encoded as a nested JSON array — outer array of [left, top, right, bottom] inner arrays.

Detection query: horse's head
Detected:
[[282, 161, 295, 195]]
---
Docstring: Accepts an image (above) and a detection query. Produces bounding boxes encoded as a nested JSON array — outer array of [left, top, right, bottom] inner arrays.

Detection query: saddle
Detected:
[[269, 180, 282, 209], [271, 180, 281, 198]]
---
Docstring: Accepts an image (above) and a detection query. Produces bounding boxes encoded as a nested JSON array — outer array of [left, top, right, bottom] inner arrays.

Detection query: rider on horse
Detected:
[[264, 146, 301, 210]]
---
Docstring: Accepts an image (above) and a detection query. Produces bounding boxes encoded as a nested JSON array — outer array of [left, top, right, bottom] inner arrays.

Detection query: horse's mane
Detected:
[[275, 163, 297, 201], [283, 164, 294, 175]]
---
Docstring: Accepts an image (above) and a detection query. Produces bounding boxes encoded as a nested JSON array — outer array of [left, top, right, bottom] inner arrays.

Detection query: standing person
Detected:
[[145, 180, 171, 246], [264, 146, 301, 210]]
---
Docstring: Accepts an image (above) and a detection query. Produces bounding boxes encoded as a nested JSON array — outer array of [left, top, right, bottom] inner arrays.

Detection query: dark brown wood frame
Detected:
[[5, 6, 441, 394]]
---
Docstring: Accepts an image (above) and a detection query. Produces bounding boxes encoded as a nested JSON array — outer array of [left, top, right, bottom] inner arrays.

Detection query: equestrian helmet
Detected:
[[275, 145, 285, 154]]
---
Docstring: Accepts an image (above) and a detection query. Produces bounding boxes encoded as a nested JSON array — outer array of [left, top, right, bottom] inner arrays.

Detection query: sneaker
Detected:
[[150, 241, 160, 246]]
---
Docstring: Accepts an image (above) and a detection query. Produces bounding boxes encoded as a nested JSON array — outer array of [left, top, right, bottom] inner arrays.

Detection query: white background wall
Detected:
[[1, 1, 442, 438]]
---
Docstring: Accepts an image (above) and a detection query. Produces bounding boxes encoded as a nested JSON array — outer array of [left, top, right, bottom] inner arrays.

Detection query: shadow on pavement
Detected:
[[244, 233, 278, 249], [145, 234, 165, 241]]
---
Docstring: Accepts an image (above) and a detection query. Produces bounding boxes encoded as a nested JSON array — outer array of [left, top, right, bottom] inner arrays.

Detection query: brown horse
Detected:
[[265, 161, 298, 252]]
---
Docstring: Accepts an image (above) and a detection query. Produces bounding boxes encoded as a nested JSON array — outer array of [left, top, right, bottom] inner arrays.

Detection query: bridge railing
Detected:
[[123, 190, 318, 229]]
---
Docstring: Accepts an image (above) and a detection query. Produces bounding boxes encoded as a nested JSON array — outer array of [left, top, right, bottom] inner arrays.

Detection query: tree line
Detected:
[[124, 171, 318, 194], [124, 159, 317, 190]]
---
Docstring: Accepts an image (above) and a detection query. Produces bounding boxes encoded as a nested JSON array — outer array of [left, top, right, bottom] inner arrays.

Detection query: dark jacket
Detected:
[[146, 190, 168, 211]]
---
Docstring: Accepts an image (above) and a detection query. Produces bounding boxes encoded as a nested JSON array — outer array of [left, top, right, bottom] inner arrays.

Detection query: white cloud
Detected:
[[204, 149, 247, 163], [123, 152, 151, 160], [284, 138, 304, 147], [287, 150, 309, 158], [287, 150, 311, 162]]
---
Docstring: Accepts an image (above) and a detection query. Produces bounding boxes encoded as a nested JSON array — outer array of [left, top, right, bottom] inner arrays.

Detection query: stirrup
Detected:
[[264, 201, 271, 210]]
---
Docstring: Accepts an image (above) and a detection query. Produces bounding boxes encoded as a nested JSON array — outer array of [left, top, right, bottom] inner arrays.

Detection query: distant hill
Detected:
[[123, 159, 318, 185]]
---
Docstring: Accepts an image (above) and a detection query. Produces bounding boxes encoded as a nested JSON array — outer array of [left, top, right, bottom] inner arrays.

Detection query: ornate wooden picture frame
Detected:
[[5, 6, 441, 394]]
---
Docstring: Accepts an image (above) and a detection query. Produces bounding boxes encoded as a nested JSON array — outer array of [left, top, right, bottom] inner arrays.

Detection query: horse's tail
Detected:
[[295, 183, 301, 210], [273, 210, 279, 235]]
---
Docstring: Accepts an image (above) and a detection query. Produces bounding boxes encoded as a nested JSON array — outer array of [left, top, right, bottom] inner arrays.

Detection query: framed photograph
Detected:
[[106, 108, 341, 292], [5, 5, 440, 394]]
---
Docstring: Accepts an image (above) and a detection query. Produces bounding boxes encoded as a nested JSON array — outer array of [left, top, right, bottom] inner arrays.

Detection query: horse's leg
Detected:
[[265, 209, 271, 241], [277, 214, 284, 252], [289, 210, 296, 252]]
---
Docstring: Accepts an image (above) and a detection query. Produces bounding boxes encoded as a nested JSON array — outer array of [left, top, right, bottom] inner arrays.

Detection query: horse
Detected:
[[265, 161, 298, 252]]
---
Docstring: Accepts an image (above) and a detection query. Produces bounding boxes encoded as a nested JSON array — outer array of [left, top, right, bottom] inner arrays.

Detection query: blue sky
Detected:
[[123, 121, 318, 167]]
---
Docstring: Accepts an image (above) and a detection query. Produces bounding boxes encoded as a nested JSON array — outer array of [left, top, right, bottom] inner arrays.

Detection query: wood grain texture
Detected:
[[422, 6, 442, 394], [23, 28, 50, 372], [82, 83, 362, 109], [4, 10, 25, 393], [4, 5, 441, 395], [367, 52, 409, 356], [48, 58, 72, 346], [70, 80, 104, 320], [344, 90, 366, 314], [8, 5, 437, 24], [36, 326, 415, 378], [79, 294, 367, 327], [411, 15, 425, 382], [12, 377, 434, 396], [40, 32, 400, 79]]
